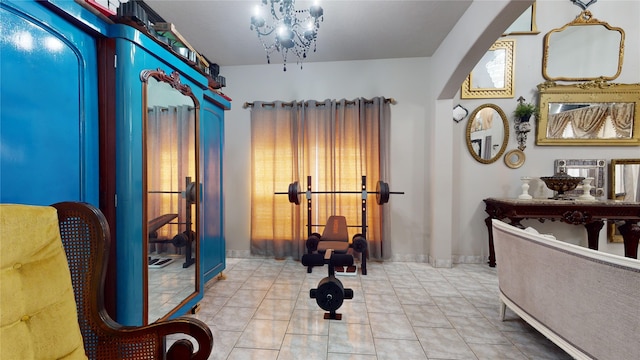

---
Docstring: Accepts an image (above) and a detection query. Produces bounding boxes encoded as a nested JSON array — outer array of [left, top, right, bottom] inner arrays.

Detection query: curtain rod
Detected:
[[242, 97, 396, 109]]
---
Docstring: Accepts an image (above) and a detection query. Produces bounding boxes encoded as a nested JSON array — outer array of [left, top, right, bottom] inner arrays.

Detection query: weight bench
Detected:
[[306, 215, 367, 275]]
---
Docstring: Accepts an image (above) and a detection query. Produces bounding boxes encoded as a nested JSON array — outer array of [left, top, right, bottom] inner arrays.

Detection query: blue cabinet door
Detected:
[[0, 1, 99, 206], [201, 91, 230, 283]]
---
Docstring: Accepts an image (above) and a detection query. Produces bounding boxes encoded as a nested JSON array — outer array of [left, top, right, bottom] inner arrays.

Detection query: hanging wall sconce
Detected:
[[513, 96, 538, 151]]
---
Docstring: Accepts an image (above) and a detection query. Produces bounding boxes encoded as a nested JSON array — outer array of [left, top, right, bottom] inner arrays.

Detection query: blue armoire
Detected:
[[0, 0, 229, 326]]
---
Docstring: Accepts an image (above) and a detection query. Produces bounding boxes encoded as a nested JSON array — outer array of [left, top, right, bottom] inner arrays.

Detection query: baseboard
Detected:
[[429, 256, 452, 268]]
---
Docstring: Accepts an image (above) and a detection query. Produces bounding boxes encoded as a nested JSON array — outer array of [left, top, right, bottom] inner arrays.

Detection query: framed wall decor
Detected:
[[461, 39, 515, 99], [536, 81, 640, 146], [554, 159, 606, 198], [542, 10, 624, 82], [503, 3, 539, 36]]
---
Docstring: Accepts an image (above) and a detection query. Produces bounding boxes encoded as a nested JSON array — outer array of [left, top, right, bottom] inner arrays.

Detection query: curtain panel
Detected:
[[147, 105, 195, 255], [547, 103, 634, 139], [250, 98, 391, 260]]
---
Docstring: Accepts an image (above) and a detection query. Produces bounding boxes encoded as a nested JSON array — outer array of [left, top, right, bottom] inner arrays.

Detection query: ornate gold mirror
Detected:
[[142, 69, 199, 323], [504, 149, 525, 169], [542, 10, 624, 81], [466, 104, 509, 164], [608, 158, 640, 242], [461, 39, 515, 99], [536, 81, 640, 146]]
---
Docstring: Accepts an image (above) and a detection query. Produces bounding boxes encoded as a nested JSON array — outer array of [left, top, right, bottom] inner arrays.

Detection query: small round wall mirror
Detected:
[[504, 149, 525, 169], [466, 104, 509, 164]]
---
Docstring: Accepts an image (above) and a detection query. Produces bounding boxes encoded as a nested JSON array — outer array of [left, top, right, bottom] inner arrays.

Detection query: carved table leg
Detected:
[[584, 221, 604, 250], [617, 221, 640, 259], [485, 216, 496, 267]]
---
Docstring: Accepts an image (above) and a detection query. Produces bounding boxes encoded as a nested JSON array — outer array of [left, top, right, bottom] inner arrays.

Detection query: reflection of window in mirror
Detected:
[[615, 163, 640, 201], [471, 107, 495, 131], [503, 3, 539, 35], [547, 102, 635, 139], [471, 49, 506, 89], [461, 40, 514, 99]]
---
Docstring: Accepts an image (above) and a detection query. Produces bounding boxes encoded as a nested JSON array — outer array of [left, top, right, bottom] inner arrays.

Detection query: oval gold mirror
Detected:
[[466, 104, 509, 164], [542, 10, 624, 81]]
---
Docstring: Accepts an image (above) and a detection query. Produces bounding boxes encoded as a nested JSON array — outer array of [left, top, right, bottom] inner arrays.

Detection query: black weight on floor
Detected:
[[311, 277, 348, 312]]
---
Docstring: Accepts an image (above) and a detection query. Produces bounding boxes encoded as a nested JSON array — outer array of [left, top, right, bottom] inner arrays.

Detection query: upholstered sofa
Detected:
[[492, 219, 640, 360], [0, 202, 212, 359]]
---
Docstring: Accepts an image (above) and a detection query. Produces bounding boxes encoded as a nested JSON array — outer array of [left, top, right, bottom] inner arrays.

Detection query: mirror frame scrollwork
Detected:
[[542, 10, 625, 82], [140, 68, 200, 323], [466, 103, 509, 164], [140, 68, 195, 97], [536, 81, 640, 146]]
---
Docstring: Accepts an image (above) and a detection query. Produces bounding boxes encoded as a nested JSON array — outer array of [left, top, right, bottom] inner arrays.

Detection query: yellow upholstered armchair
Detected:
[[0, 202, 212, 360]]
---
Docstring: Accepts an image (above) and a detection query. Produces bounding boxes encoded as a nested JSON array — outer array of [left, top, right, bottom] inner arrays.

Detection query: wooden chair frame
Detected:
[[53, 201, 212, 360]]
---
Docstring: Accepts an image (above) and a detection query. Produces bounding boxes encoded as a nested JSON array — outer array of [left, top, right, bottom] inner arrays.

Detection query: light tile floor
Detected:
[[183, 258, 572, 360]]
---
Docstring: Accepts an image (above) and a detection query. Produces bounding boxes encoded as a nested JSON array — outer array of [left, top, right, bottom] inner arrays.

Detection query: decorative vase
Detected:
[[519, 115, 531, 123], [578, 177, 596, 201], [518, 176, 533, 200]]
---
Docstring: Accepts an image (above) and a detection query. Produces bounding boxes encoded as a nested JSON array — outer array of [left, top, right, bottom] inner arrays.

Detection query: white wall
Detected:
[[222, 58, 431, 259], [221, 0, 640, 263], [453, 0, 640, 260]]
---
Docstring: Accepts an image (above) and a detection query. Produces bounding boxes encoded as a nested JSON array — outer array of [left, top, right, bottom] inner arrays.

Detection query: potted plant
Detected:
[[514, 102, 539, 123]]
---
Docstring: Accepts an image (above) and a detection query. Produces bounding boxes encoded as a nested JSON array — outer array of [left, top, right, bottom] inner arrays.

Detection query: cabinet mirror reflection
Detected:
[[143, 69, 199, 323], [466, 104, 509, 164], [608, 158, 640, 242]]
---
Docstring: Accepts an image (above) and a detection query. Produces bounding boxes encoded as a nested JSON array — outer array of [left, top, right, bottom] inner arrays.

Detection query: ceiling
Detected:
[[144, 0, 473, 68]]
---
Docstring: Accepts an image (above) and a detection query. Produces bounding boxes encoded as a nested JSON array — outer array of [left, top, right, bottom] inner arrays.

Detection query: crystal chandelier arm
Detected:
[[250, 0, 324, 70]]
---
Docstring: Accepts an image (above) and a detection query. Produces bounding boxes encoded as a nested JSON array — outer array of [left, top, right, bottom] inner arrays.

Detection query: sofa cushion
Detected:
[[0, 204, 87, 359]]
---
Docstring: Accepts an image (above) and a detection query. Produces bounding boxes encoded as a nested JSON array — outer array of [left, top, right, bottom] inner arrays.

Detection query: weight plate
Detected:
[[172, 232, 189, 247], [376, 181, 390, 205], [288, 181, 300, 205], [314, 277, 345, 311], [186, 181, 197, 203], [306, 234, 320, 252], [353, 236, 367, 253]]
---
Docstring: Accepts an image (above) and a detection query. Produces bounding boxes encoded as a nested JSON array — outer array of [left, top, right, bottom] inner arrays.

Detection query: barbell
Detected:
[[278, 180, 404, 205]]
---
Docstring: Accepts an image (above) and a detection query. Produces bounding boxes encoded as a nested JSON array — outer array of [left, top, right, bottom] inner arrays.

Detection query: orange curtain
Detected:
[[250, 98, 391, 260]]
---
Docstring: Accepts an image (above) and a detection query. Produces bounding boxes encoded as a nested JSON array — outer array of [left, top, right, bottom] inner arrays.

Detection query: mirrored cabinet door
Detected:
[[112, 25, 229, 327], [143, 71, 199, 323]]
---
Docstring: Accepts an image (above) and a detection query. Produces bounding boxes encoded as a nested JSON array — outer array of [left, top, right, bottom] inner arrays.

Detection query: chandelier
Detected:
[[250, 0, 324, 71]]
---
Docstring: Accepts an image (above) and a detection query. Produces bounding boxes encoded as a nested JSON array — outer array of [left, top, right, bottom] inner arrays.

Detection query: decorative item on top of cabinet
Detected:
[[461, 39, 515, 99]]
